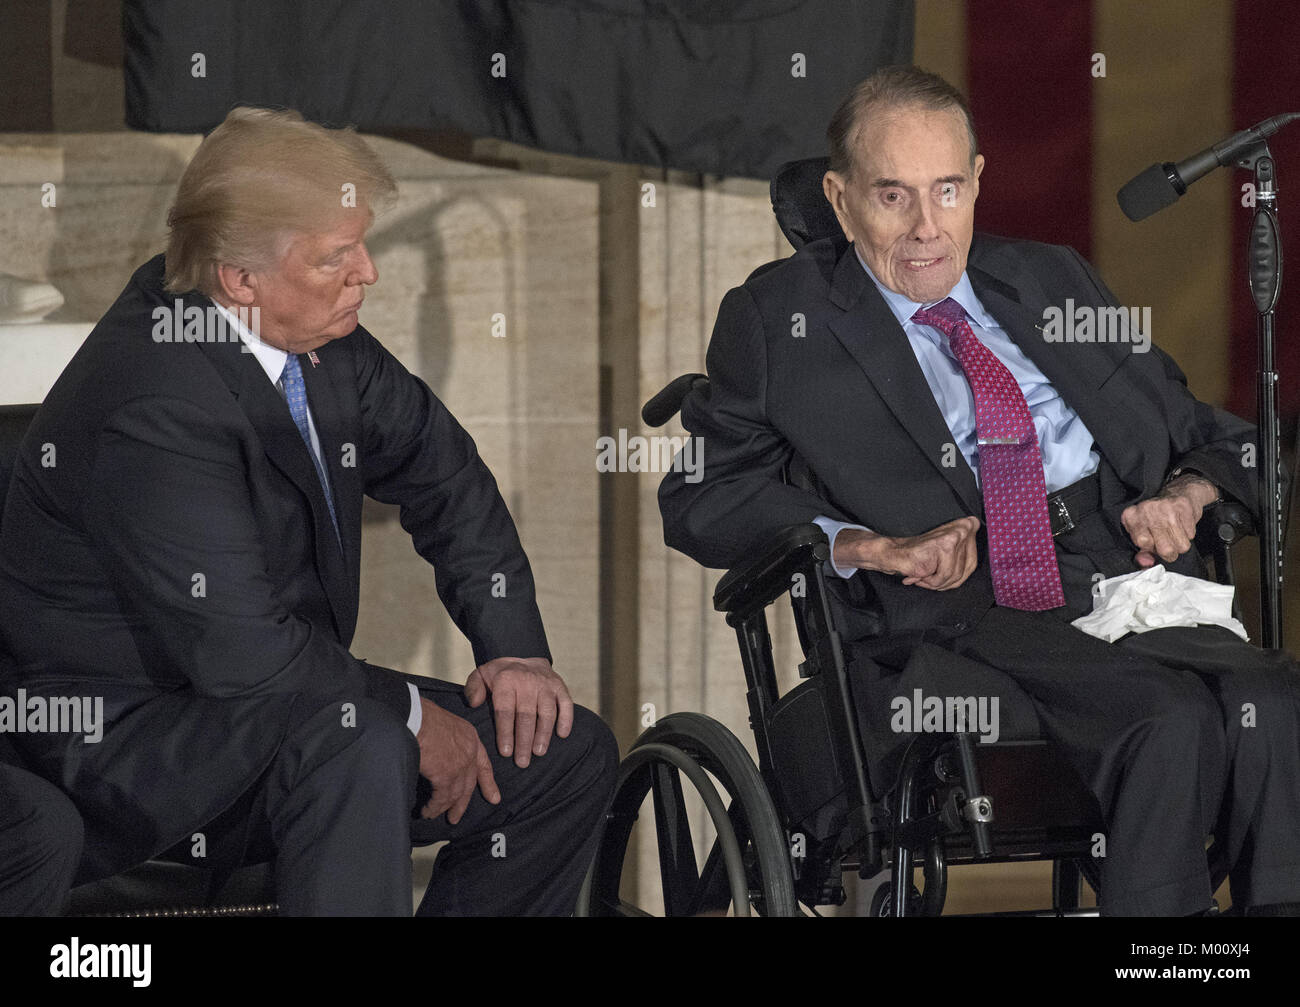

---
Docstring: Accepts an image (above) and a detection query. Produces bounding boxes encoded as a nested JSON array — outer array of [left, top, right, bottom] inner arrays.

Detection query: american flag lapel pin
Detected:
[[308, 350, 320, 368]]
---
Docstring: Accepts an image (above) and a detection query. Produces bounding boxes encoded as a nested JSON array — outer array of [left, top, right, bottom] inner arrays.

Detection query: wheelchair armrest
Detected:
[[1192, 499, 1255, 589], [713, 524, 829, 619], [708, 502, 1254, 620], [1195, 499, 1256, 550]]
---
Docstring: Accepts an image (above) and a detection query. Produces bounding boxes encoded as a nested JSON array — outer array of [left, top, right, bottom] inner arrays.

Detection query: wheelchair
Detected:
[[576, 158, 1256, 918]]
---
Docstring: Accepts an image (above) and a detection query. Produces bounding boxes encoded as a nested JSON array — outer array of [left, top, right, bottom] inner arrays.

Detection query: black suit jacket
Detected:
[[659, 233, 1260, 639], [0, 254, 550, 881]]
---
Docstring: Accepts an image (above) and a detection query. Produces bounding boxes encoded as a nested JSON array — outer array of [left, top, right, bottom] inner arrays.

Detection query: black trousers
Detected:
[[228, 674, 619, 916], [928, 499, 1300, 915], [945, 607, 1300, 915], [0, 762, 83, 916]]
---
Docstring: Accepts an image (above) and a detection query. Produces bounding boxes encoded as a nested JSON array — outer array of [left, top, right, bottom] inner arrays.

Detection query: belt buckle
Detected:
[[1051, 494, 1074, 537]]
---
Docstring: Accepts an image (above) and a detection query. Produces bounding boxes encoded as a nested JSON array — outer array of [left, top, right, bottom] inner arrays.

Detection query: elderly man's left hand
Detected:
[[465, 657, 575, 768], [1120, 473, 1220, 568]]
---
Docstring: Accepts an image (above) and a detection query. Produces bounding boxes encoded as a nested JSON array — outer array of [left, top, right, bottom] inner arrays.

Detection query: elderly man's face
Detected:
[[823, 105, 983, 304], [219, 210, 378, 354]]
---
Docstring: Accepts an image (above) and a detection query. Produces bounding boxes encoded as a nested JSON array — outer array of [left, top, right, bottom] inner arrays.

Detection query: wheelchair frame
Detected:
[[581, 376, 1250, 918], [582, 154, 1255, 917]]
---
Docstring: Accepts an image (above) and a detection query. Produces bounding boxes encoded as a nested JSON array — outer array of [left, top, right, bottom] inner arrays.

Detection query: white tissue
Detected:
[[1070, 564, 1249, 643]]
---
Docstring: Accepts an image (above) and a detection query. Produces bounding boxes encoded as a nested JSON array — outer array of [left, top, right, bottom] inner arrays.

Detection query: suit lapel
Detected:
[[966, 240, 1145, 491], [194, 322, 357, 641], [298, 348, 362, 642], [826, 245, 983, 517]]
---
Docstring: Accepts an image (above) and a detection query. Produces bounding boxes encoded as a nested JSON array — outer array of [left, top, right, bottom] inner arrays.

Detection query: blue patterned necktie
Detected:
[[278, 353, 341, 549]]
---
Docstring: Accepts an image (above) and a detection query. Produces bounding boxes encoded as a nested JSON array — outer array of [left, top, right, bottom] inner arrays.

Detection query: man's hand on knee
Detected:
[[416, 699, 501, 823], [1121, 474, 1219, 567], [834, 516, 981, 590], [465, 657, 575, 768]]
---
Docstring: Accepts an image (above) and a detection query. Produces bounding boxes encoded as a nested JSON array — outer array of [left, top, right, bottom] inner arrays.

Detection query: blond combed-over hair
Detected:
[[164, 106, 397, 296]]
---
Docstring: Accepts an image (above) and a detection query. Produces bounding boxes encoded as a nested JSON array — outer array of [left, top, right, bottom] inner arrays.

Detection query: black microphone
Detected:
[[1117, 113, 1300, 221]]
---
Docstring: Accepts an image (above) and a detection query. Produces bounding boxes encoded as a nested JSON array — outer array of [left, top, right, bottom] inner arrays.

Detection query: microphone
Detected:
[[1117, 113, 1300, 221]]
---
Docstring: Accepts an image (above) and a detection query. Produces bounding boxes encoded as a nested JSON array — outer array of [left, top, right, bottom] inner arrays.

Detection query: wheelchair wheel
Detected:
[[870, 881, 911, 917], [578, 712, 798, 916]]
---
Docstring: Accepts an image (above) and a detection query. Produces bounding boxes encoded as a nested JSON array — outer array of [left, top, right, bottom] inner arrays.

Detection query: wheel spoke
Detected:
[[650, 762, 700, 915], [690, 798, 750, 915], [688, 837, 731, 915]]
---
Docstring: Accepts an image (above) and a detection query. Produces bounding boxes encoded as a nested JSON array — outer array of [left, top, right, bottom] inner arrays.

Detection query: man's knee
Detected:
[[1204, 660, 1300, 774], [1137, 676, 1226, 766], [560, 705, 620, 797], [1211, 659, 1298, 731], [281, 694, 418, 787]]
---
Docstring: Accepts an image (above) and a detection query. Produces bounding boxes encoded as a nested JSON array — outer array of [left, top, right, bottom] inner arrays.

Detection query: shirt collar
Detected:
[[852, 244, 989, 334], [211, 299, 289, 385]]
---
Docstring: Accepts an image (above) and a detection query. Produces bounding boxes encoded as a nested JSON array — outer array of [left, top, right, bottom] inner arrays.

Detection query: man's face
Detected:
[[222, 210, 378, 355], [823, 105, 983, 304]]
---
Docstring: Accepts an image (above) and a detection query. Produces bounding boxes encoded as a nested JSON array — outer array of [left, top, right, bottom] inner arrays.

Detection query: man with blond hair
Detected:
[[0, 107, 617, 915]]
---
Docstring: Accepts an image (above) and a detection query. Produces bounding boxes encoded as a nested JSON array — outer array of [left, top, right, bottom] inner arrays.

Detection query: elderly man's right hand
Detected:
[[415, 698, 501, 823], [834, 516, 981, 590]]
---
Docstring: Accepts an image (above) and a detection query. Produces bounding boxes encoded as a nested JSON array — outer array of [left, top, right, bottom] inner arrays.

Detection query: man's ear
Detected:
[[972, 153, 985, 200], [213, 262, 258, 307], [822, 170, 855, 244]]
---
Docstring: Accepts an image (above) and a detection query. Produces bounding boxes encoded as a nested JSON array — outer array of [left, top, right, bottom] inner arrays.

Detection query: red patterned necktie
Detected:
[[910, 297, 1065, 611]]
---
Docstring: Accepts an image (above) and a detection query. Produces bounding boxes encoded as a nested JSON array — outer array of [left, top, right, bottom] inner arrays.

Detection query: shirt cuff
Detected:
[[813, 515, 871, 580], [406, 683, 422, 736]]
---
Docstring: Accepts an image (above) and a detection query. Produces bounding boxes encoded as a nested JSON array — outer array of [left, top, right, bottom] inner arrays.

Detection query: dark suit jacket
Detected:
[[659, 233, 1261, 641], [0, 254, 550, 881]]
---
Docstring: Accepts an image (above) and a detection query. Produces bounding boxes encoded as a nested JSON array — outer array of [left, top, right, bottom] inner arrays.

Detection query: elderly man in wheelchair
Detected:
[[579, 65, 1300, 918]]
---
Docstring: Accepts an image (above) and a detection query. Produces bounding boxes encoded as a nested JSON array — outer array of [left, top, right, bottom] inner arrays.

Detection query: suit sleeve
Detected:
[[1063, 246, 1262, 521], [352, 329, 550, 666], [659, 285, 854, 569], [85, 394, 407, 714]]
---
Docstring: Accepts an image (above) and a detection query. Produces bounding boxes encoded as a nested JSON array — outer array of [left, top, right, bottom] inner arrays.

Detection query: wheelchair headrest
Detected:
[[770, 156, 843, 251]]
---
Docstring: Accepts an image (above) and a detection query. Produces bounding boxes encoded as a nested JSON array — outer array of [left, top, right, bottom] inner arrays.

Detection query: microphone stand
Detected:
[[1241, 141, 1286, 648]]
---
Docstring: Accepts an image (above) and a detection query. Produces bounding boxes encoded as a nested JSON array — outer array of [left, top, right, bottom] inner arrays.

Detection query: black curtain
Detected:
[[123, 0, 913, 178]]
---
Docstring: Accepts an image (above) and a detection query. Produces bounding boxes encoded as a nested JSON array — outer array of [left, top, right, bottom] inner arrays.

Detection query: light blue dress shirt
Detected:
[[815, 248, 1100, 578]]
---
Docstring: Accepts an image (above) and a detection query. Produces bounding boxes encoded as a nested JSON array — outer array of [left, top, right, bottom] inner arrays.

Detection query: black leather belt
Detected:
[[1047, 472, 1101, 536]]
